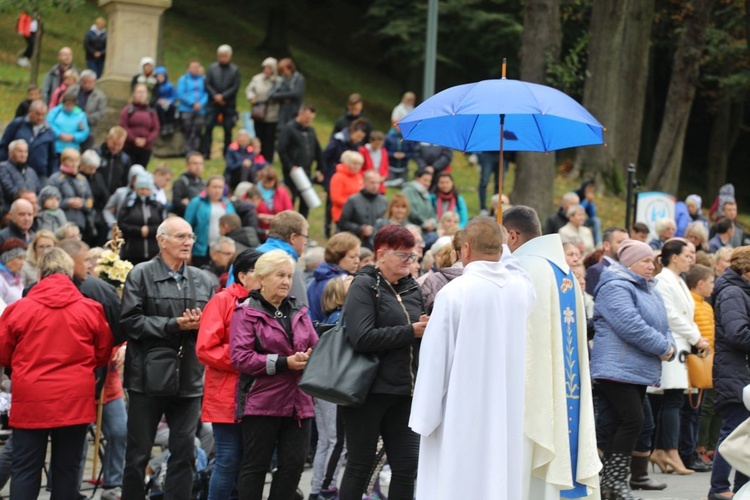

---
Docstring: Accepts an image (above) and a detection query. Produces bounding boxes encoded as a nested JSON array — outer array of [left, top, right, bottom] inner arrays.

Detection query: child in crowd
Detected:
[[152, 163, 173, 208], [153, 66, 177, 135], [359, 130, 388, 195], [251, 137, 268, 170], [437, 211, 459, 237], [225, 129, 256, 189], [687, 264, 721, 464], [37, 185, 67, 233]]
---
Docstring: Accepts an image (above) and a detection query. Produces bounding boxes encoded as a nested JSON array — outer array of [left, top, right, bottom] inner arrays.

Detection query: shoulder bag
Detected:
[[686, 346, 713, 408], [299, 283, 380, 407]]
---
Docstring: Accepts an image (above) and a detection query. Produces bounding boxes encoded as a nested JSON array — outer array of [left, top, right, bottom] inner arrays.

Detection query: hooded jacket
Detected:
[[130, 57, 157, 93], [47, 104, 90, 154], [329, 163, 363, 222], [196, 282, 249, 423], [0, 274, 112, 428], [153, 66, 176, 105], [118, 192, 167, 265], [711, 268, 750, 409], [590, 264, 675, 386], [120, 256, 215, 397], [384, 128, 415, 175], [230, 292, 318, 418], [306, 262, 348, 324], [177, 71, 208, 114], [0, 117, 57, 178], [343, 265, 424, 396]]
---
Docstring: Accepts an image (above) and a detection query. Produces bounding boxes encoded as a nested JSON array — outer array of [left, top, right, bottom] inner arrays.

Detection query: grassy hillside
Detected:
[[0, 0, 644, 241]]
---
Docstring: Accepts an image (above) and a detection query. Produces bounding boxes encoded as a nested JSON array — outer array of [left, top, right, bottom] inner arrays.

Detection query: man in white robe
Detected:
[[504, 206, 601, 500], [409, 216, 536, 499]]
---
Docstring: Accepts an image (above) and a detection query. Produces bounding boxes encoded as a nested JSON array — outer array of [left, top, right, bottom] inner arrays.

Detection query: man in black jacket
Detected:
[[120, 216, 214, 499], [330, 93, 372, 142], [202, 45, 241, 158], [172, 151, 206, 217], [338, 170, 388, 250], [276, 104, 324, 218], [544, 191, 580, 235]]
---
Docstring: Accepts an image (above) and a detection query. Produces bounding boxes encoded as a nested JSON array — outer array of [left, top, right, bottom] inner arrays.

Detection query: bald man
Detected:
[[42, 47, 78, 104], [0, 199, 35, 245]]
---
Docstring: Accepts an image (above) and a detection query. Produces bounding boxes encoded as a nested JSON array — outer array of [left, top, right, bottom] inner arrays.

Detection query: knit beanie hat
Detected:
[[39, 185, 62, 208], [617, 239, 654, 268], [134, 171, 153, 190], [0, 238, 28, 265], [261, 57, 278, 73], [128, 164, 146, 187]]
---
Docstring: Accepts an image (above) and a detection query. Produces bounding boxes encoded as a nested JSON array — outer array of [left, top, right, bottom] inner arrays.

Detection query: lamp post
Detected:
[[422, 0, 438, 100]]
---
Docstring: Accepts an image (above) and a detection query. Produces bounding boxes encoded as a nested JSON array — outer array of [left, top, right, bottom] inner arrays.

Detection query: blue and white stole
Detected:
[[551, 263, 587, 498]]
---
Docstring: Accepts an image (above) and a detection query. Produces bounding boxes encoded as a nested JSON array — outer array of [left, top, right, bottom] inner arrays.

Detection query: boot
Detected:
[[601, 453, 641, 500], [629, 455, 667, 490]]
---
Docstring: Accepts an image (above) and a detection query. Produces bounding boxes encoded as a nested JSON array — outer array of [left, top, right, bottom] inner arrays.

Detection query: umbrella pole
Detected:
[[496, 114, 505, 224]]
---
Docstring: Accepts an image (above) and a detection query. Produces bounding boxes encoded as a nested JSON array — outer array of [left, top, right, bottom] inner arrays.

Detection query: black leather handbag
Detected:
[[299, 308, 379, 408]]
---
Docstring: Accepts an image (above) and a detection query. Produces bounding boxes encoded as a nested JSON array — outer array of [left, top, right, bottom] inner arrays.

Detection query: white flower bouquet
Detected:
[[95, 223, 133, 289]]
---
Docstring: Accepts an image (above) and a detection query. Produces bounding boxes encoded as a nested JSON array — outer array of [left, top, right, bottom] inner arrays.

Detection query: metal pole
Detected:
[[422, 0, 438, 99], [625, 163, 636, 229]]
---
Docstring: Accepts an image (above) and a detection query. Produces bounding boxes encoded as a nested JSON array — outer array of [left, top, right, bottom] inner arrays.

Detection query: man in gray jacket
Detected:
[[201, 45, 241, 158], [120, 216, 215, 499], [337, 170, 388, 249], [70, 70, 108, 149]]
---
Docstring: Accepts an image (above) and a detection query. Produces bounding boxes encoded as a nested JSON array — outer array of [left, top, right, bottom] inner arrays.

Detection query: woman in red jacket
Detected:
[[359, 131, 388, 195], [119, 83, 160, 167], [196, 249, 262, 500], [0, 247, 112, 500], [330, 150, 365, 223]]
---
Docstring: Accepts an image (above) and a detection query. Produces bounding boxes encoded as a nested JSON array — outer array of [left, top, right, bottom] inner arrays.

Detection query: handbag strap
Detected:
[[688, 389, 704, 409]]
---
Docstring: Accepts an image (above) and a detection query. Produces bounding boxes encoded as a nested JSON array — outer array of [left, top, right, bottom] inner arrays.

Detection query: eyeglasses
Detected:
[[164, 232, 197, 242], [296, 233, 309, 241], [387, 250, 419, 263]]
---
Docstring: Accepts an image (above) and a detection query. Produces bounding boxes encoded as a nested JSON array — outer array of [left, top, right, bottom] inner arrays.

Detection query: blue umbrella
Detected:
[[397, 70, 604, 221]]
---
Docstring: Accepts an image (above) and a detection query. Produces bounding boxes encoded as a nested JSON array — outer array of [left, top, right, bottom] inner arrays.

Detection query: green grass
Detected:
[[11, 1, 736, 241]]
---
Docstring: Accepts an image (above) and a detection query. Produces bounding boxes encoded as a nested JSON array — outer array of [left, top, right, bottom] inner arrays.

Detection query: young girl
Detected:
[[359, 131, 389, 195], [431, 172, 468, 229], [437, 211, 460, 237], [311, 276, 354, 500]]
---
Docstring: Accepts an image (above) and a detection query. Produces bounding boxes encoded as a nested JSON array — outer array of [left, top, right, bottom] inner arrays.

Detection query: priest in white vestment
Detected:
[[503, 206, 602, 500], [409, 216, 536, 499]]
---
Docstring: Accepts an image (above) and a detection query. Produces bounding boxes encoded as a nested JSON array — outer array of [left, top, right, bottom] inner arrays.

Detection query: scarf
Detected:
[[435, 191, 457, 219]]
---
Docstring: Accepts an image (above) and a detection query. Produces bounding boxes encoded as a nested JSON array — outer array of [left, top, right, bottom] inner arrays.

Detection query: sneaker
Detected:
[[101, 487, 122, 500], [17, 57, 29, 67]]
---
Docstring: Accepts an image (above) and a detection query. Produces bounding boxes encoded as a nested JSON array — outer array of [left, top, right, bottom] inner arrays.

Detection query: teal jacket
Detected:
[[47, 105, 90, 154], [184, 192, 236, 257]]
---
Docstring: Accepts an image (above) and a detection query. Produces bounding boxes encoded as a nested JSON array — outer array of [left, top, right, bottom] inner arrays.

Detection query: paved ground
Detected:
[[0, 441, 718, 499]]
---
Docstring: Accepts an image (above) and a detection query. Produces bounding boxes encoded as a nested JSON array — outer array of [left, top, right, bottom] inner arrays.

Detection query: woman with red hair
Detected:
[[338, 225, 429, 500]]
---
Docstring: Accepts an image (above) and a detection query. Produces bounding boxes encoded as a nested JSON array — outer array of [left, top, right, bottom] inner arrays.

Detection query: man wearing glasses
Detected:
[[120, 216, 215, 499]]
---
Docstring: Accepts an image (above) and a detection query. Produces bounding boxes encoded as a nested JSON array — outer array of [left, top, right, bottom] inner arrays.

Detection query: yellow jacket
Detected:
[[691, 291, 715, 351]]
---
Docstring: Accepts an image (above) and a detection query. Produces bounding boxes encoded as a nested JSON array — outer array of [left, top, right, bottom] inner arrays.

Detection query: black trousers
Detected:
[[253, 120, 277, 163], [596, 380, 647, 455], [202, 104, 237, 158], [339, 394, 419, 500], [238, 415, 311, 500], [11, 424, 88, 500], [23, 33, 35, 59], [181, 112, 205, 155], [121, 392, 201, 500], [124, 146, 152, 169]]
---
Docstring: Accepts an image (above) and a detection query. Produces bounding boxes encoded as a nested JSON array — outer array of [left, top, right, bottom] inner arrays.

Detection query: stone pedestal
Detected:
[[94, 0, 172, 150], [97, 0, 172, 102]]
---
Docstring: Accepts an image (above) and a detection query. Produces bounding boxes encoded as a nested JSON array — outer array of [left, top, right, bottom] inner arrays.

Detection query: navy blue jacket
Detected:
[[591, 264, 675, 386], [0, 118, 57, 178], [0, 160, 40, 205], [306, 262, 348, 324], [712, 268, 750, 410]]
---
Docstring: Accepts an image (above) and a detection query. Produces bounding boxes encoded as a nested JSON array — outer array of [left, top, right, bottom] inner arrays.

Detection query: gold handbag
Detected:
[[686, 347, 713, 408]]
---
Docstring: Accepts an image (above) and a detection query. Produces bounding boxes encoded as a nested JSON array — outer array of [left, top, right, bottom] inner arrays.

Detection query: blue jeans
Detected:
[[709, 403, 750, 494], [208, 423, 243, 500], [102, 397, 128, 488], [655, 389, 683, 450], [86, 58, 104, 78]]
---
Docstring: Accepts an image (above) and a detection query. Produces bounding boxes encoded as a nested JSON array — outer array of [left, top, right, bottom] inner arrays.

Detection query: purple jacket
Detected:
[[230, 295, 318, 419]]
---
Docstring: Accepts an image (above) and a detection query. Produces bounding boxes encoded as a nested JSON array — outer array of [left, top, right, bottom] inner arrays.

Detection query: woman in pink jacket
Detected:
[[230, 249, 318, 500], [118, 83, 160, 167], [196, 249, 262, 500]]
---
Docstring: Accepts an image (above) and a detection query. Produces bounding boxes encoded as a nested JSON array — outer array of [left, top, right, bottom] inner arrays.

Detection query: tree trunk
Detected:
[[511, 0, 561, 218], [29, 20, 43, 86], [645, 0, 715, 192], [257, 0, 290, 57], [706, 98, 744, 196], [572, 0, 654, 194]]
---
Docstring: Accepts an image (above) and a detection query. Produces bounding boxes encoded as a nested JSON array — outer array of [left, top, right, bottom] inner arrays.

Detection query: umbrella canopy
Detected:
[[397, 78, 604, 152]]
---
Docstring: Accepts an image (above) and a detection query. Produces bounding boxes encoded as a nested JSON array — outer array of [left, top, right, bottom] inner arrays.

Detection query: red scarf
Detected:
[[435, 192, 457, 219]]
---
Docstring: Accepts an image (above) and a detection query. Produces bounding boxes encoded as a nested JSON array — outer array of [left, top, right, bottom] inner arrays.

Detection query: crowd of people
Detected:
[[1, 13, 750, 500]]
